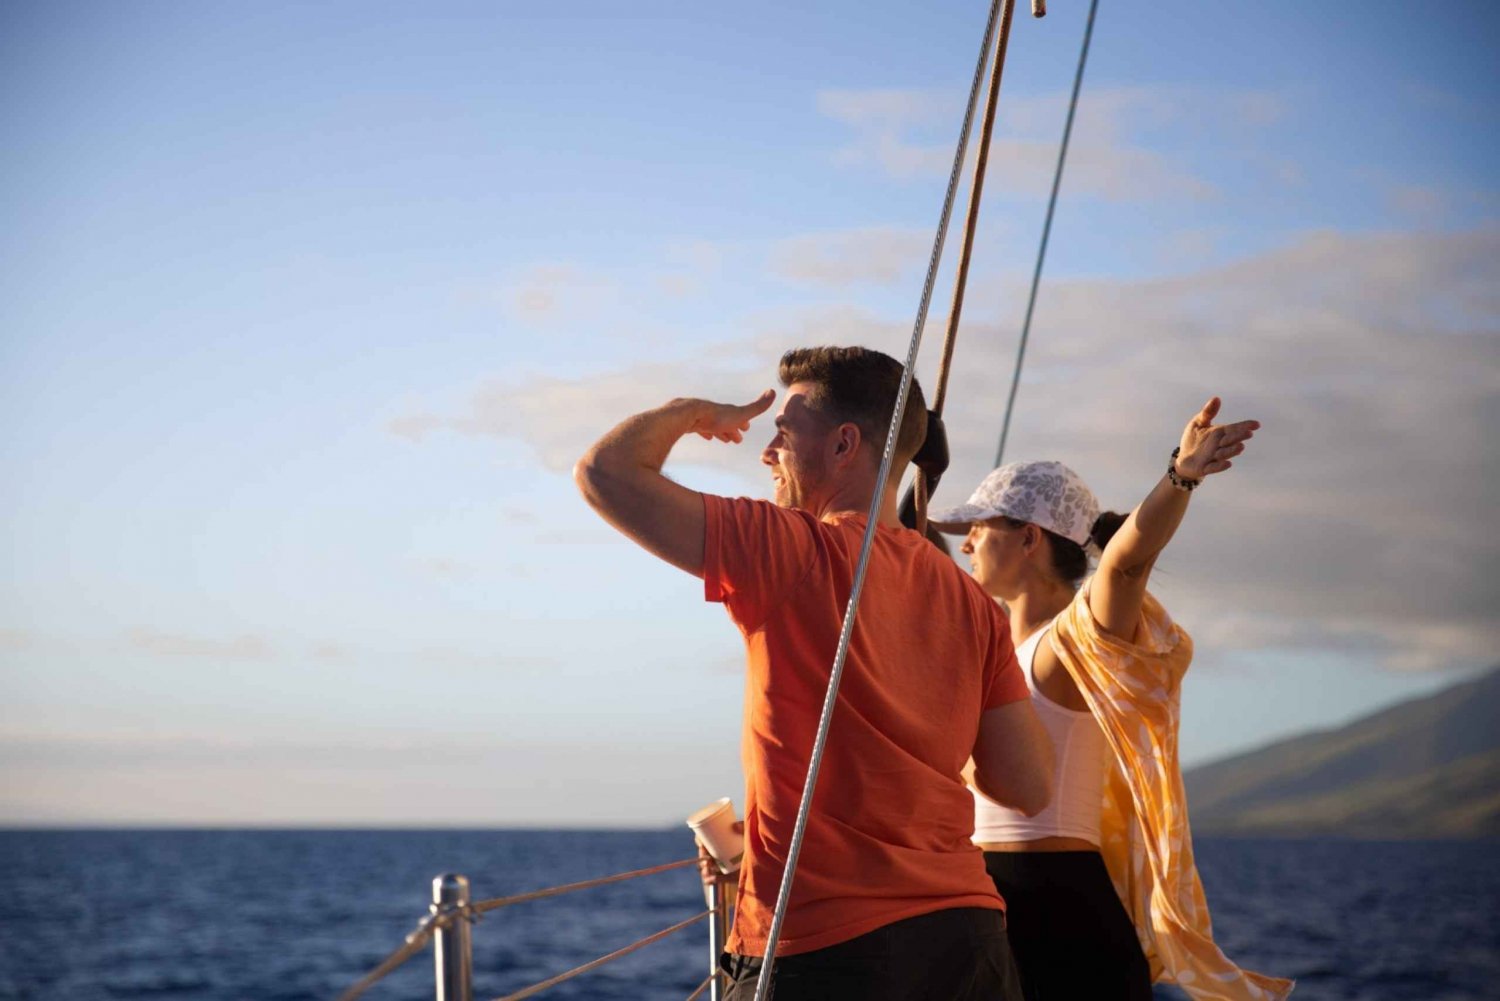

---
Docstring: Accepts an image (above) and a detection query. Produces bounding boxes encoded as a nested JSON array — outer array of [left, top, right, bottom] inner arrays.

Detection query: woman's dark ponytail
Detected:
[[1090, 511, 1127, 552], [1007, 509, 1130, 588]]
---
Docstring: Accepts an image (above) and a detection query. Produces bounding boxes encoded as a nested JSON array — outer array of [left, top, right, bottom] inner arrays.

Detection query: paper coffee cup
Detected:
[[686, 797, 742, 874]]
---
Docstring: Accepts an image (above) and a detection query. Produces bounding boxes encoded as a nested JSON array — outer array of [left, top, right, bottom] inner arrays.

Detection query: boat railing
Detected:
[[337, 854, 728, 1001]]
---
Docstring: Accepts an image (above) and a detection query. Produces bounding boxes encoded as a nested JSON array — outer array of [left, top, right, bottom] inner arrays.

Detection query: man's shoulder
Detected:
[[707, 494, 825, 548], [909, 540, 1005, 619], [708, 494, 819, 527]]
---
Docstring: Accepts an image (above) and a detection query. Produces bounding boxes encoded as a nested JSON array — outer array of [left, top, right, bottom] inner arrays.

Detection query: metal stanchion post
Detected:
[[433, 874, 473, 1001], [705, 877, 727, 1001]]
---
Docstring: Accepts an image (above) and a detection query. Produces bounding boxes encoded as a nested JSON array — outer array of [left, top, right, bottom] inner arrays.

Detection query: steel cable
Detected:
[[751, 2, 1014, 997], [490, 910, 711, 1001], [915, 0, 1021, 536], [336, 910, 447, 1001], [995, 0, 1098, 467], [338, 857, 697, 999], [470, 857, 698, 915]]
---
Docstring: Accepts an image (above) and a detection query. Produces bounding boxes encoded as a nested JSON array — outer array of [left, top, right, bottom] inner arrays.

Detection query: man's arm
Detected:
[[970, 700, 1054, 817], [574, 390, 775, 577]]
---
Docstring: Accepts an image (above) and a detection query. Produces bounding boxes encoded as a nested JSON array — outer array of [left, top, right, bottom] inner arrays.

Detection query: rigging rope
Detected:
[[752, 1, 1016, 996], [914, 0, 1022, 536], [336, 924, 437, 1001], [995, 0, 1098, 467], [337, 857, 698, 999], [471, 857, 698, 915], [492, 910, 711, 1001]]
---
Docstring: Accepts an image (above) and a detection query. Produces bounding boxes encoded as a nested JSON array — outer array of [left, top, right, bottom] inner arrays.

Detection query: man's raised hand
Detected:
[[689, 389, 776, 443], [1174, 397, 1260, 480]]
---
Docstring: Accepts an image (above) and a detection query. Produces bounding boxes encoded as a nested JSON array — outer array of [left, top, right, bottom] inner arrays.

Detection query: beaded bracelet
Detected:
[[1167, 447, 1201, 492]]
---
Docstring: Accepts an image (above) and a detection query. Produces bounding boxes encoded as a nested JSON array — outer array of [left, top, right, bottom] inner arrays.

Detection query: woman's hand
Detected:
[[1090, 396, 1262, 640], [1174, 397, 1260, 480]]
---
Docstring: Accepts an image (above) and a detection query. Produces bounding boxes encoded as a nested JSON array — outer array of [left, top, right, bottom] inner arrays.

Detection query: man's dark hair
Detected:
[[778, 346, 928, 480]]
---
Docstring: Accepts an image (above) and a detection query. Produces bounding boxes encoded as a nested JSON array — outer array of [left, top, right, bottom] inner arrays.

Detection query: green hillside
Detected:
[[1184, 667, 1500, 838]]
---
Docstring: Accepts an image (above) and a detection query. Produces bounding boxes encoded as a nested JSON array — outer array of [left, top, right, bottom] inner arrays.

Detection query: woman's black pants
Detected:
[[984, 850, 1153, 1001]]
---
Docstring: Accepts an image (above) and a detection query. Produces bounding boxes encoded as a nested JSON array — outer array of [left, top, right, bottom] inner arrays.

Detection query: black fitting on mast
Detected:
[[898, 410, 950, 533]]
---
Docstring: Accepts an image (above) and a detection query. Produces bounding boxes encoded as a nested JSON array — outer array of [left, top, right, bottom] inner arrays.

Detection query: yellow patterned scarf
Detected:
[[1050, 584, 1295, 1000]]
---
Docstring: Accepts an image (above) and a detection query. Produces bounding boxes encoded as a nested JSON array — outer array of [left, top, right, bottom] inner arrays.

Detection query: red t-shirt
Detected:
[[702, 495, 1028, 957]]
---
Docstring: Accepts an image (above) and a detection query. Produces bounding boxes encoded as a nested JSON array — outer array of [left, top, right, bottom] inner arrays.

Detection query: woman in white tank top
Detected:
[[928, 397, 1262, 1001]]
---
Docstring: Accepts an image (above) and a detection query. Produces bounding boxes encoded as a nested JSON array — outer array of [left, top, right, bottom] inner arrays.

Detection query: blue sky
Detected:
[[2, 1, 1496, 825]]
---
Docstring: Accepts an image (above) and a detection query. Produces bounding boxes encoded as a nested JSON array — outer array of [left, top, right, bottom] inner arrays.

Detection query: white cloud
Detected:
[[0, 733, 739, 825], [769, 226, 932, 287], [385, 302, 908, 474], [1386, 184, 1449, 220], [1156, 227, 1228, 268], [656, 238, 729, 299], [112, 627, 560, 674], [500, 506, 541, 524], [387, 412, 445, 442], [413, 646, 557, 672], [126, 628, 272, 660], [413, 557, 475, 579], [818, 84, 1289, 201], [817, 88, 956, 134], [1382, 180, 1499, 226], [936, 227, 1500, 673], [393, 227, 1499, 674], [0, 629, 31, 652], [507, 263, 597, 321], [502, 262, 634, 331]]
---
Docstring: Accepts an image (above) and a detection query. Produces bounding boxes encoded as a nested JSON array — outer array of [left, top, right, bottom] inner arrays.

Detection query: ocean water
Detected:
[[0, 831, 1495, 1001]]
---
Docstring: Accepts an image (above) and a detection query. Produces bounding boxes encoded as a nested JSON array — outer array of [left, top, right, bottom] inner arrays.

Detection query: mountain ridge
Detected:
[[1183, 666, 1500, 838]]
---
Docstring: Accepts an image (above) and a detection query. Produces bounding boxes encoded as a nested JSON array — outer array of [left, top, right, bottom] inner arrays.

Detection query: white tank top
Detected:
[[972, 619, 1107, 846]]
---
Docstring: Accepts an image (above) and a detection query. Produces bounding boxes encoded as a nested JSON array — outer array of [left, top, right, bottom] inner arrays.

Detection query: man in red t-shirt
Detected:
[[576, 346, 1053, 1000]]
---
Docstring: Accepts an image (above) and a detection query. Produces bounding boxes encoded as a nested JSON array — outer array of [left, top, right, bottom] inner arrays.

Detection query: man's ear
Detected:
[[833, 422, 862, 462]]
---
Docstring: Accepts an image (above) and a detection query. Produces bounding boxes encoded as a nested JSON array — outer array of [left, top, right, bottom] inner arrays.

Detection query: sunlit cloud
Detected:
[[413, 557, 476, 579], [502, 262, 634, 331], [1156, 227, 1228, 268], [126, 628, 272, 660], [1380, 180, 1499, 226], [768, 226, 932, 287], [396, 226, 1499, 674], [817, 84, 1283, 200], [655, 239, 728, 299], [387, 413, 446, 442], [386, 303, 907, 471], [414, 646, 558, 672], [0, 629, 32, 652], [1386, 183, 1449, 220], [0, 733, 738, 825]]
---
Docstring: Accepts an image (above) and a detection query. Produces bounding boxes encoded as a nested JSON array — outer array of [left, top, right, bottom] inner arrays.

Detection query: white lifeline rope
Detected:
[[751, 1, 1013, 996]]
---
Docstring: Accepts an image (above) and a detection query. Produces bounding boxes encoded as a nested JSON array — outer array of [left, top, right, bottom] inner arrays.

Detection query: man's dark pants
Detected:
[[720, 906, 1022, 1001]]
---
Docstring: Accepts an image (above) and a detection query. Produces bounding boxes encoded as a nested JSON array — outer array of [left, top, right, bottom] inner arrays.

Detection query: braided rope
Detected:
[[751, 2, 1015, 997], [916, 0, 1020, 536]]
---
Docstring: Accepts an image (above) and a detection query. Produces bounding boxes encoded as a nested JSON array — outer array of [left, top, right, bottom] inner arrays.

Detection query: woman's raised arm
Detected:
[[1088, 397, 1259, 640]]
